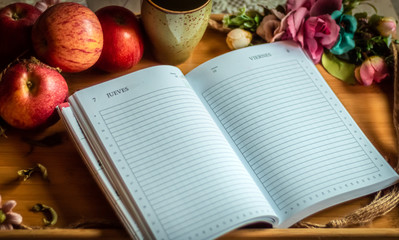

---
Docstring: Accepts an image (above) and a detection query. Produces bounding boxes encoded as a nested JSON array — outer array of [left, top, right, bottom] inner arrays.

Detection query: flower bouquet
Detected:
[[213, 0, 397, 86]]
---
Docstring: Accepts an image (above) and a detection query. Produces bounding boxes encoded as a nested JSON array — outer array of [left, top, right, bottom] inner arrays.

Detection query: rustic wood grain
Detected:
[[0, 27, 398, 239]]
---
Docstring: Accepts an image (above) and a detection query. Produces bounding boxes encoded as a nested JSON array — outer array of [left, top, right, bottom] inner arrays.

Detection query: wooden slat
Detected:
[[1, 228, 399, 240], [0, 26, 398, 238]]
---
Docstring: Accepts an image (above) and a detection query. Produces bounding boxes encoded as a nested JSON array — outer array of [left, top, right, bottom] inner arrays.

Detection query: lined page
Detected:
[[57, 105, 143, 240], [70, 66, 277, 240], [186, 41, 399, 227]]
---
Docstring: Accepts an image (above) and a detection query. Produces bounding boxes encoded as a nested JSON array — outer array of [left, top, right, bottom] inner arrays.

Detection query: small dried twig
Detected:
[[17, 163, 48, 181], [31, 203, 58, 226], [0, 124, 7, 138]]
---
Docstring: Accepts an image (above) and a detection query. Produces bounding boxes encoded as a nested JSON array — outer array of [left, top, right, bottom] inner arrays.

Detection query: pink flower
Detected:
[[355, 56, 389, 86], [302, 15, 340, 63], [283, 0, 341, 63], [286, 0, 316, 12], [0, 195, 22, 230], [286, 12, 340, 63], [285, 7, 309, 43], [256, 9, 288, 43], [286, 0, 341, 15], [376, 17, 397, 37]]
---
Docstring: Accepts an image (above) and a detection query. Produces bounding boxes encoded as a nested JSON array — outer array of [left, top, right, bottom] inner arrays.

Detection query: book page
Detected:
[[57, 104, 144, 240], [68, 66, 277, 239], [186, 41, 399, 227]]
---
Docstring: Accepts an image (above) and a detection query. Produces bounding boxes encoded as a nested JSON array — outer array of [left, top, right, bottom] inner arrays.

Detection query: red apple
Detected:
[[0, 58, 68, 130], [0, 3, 41, 70], [94, 6, 144, 73], [31, 2, 103, 73]]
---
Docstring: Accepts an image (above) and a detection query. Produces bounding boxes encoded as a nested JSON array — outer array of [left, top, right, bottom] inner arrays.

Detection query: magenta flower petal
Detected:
[[359, 61, 375, 86], [356, 56, 389, 85], [287, 0, 315, 12], [308, 43, 324, 63], [286, 7, 309, 44], [300, 15, 339, 63], [370, 56, 389, 83], [1, 201, 16, 213], [318, 15, 340, 48], [292, 8, 309, 32], [310, 0, 342, 16], [306, 37, 319, 54]]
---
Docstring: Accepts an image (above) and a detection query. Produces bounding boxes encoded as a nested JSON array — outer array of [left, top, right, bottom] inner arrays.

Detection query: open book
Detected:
[[57, 41, 399, 240]]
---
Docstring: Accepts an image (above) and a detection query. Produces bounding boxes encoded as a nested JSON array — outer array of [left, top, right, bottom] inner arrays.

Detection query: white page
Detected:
[[186, 41, 399, 227], [57, 104, 144, 240], [68, 65, 277, 240]]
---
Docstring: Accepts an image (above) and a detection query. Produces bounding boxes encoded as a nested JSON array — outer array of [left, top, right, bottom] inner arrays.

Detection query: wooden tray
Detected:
[[0, 28, 398, 239]]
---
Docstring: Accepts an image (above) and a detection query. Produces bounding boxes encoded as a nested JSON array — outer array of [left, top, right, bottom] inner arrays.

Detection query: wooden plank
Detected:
[[220, 228, 399, 239], [0, 24, 398, 238], [1, 228, 399, 240], [0, 229, 130, 240]]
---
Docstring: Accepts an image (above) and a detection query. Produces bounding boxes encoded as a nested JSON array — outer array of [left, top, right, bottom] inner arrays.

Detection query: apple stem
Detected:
[[0, 125, 7, 138], [12, 12, 21, 21], [26, 80, 33, 90]]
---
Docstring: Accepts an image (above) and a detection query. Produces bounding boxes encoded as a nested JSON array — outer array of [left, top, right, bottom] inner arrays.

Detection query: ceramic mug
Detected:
[[141, 0, 212, 65]]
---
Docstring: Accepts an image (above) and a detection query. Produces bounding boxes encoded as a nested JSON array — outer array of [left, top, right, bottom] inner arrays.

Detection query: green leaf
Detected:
[[322, 52, 357, 84], [383, 36, 392, 48], [368, 14, 382, 26], [0, 210, 5, 224], [254, 14, 260, 25], [222, 7, 262, 32]]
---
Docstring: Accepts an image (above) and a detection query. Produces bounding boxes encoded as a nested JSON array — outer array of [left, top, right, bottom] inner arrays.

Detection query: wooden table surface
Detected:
[[0, 27, 399, 239]]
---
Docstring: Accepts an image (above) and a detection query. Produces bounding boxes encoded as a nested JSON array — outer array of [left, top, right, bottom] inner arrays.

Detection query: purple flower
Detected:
[[285, 10, 340, 63], [0, 195, 22, 230]]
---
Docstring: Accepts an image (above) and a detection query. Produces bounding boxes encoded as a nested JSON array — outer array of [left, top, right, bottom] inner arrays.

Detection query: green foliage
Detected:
[[322, 52, 357, 84], [0, 210, 5, 224], [342, 0, 377, 15], [223, 7, 263, 32], [335, 12, 393, 66]]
